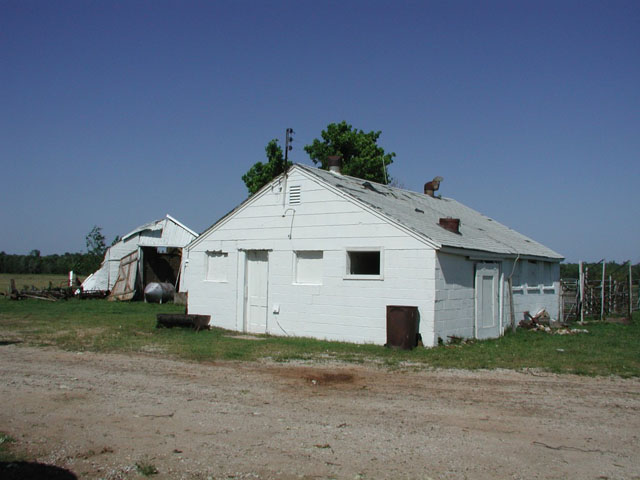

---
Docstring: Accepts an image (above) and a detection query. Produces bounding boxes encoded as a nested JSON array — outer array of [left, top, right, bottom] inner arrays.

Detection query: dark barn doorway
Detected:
[[141, 246, 182, 287]]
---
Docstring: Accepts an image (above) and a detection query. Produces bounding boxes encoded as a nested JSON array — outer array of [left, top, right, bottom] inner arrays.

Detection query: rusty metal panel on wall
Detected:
[[386, 305, 419, 350]]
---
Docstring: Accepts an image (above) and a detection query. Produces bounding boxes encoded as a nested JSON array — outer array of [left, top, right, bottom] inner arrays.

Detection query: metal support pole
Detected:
[[601, 259, 605, 320], [579, 261, 584, 322], [629, 262, 633, 321]]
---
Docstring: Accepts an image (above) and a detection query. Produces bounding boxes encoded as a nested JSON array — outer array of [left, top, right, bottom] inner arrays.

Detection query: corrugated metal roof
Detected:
[[122, 218, 164, 241], [298, 164, 563, 260]]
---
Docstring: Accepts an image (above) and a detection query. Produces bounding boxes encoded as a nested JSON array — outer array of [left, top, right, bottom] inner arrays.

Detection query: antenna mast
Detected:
[[284, 127, 294, 174]]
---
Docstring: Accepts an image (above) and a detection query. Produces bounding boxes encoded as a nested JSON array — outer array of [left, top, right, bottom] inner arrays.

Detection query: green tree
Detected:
[[304, 121, 395, 184], [85, 226, 106, 257], [27, 249, 42, 274], [85, 226, 106, 272], [242, 139, 292, 195]]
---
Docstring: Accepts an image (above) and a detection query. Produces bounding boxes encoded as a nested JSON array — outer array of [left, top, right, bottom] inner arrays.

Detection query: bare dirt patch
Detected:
[[1, 345, 639, 479], [266, 365, 358, 387]]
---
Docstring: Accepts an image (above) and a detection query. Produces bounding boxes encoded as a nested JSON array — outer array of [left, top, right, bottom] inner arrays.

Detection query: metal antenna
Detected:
[[284, 128, 294, 174]]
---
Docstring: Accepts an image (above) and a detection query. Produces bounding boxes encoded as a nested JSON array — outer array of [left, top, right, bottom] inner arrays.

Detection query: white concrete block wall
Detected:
[[184, 168, 561, 346], [434, 255, 561, 342], [185, 169, 438, 345], [434, 252, 475, 342]]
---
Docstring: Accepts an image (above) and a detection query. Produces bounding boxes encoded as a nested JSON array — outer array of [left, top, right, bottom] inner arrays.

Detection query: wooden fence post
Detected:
[[508, 277, 516, 333], [579, 261, 584, 322]]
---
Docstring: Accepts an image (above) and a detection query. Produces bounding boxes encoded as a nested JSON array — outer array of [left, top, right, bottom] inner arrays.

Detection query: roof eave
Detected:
[[165, 214, 199, 238], [439, 245, 564, 262]]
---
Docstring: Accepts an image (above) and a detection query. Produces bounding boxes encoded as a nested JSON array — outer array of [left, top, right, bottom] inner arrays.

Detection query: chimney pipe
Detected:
[[424, 176, 443, 197], [328, 155, 342, 174], [439, 217, 460, 234]]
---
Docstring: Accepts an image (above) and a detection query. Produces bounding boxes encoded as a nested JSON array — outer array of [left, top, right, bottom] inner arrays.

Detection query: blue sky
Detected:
[[1, 0, 638, 263]]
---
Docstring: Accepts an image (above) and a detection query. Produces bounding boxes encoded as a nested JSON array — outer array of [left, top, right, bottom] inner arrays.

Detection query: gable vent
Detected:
[[289, 185, 301, 205]]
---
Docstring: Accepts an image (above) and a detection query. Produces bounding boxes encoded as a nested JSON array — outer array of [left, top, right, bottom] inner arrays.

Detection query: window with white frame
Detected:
[[205, 251, 228, 282], [346, 249, 382, 278], [295, 251, 323, 284]]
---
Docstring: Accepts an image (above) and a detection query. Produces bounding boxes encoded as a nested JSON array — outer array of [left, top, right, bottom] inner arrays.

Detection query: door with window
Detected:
[[475, 263, 500, 339], [244, 251, 269, 334]]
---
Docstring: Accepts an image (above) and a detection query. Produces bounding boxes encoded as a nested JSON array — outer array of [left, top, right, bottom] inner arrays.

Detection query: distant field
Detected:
[[0, 273, 83, 293]]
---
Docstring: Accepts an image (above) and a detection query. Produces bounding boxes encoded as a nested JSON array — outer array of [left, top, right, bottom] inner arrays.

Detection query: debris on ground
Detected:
[[4, 278, 75, 301], [526, 324, 589, 335], [519, 309, 588, 335], [519, 309, 551, 328], [3, 278, 109, 301]]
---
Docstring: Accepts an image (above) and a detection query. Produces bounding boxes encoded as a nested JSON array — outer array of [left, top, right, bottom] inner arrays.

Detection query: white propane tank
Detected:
[[144, 282, 175, 304]]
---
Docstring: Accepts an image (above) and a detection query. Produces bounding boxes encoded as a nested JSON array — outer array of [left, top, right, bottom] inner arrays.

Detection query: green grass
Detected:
[[136, 459, 159, 476], [0, 294, 638, 377], [0, 432, 24, 462]]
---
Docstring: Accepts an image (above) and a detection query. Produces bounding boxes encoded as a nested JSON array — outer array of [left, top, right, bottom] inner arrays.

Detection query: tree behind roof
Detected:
[[242, 139, 291, 195], [304, 121, 395, 184]]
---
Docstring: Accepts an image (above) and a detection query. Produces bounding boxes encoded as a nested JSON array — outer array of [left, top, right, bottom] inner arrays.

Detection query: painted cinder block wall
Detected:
[[183, 167, 562, 346], [184, 169, 440, 345], [433, 254, 561, 343], [434, 252, 476, 341]]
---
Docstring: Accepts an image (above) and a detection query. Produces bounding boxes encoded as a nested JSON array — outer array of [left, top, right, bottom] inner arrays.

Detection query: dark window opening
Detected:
[[348, 251, 380, 275]]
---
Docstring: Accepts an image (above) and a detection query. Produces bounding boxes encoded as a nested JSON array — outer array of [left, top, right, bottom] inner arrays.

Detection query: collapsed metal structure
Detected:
[[81, 215, 198, 301]]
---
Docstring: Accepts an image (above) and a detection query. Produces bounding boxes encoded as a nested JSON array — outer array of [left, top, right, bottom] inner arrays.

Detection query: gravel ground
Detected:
[[1, 344, 639, 479]]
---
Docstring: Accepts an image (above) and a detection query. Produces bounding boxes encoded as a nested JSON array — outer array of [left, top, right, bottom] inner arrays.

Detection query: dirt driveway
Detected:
[[1, 344, 639, 480]]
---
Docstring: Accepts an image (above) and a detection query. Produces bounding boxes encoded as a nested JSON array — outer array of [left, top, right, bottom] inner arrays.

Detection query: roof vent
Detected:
[[328, 155, 342, 174], [439, 217, 460, 234], [424, 176, 443, 197]]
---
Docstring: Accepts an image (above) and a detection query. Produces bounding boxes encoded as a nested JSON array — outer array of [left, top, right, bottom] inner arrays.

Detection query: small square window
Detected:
[[206, 251, 228, 282], [347, 250, 381, 277]]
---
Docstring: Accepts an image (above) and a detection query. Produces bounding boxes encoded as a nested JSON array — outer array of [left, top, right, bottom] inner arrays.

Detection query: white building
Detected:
[[181, 164, 562, 346], [82, 214, 198, 300]]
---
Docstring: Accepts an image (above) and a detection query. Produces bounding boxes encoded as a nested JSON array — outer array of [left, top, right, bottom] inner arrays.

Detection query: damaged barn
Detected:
[[81, 214, 198, 301]]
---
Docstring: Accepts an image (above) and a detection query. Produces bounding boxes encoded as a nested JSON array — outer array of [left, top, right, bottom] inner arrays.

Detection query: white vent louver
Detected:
[[289, 185, 301, 205]]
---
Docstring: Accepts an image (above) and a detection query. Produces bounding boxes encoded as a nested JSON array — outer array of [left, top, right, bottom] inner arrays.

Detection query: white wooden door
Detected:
[[245, 251, 269, 334], [475, 263, 500, 339]]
